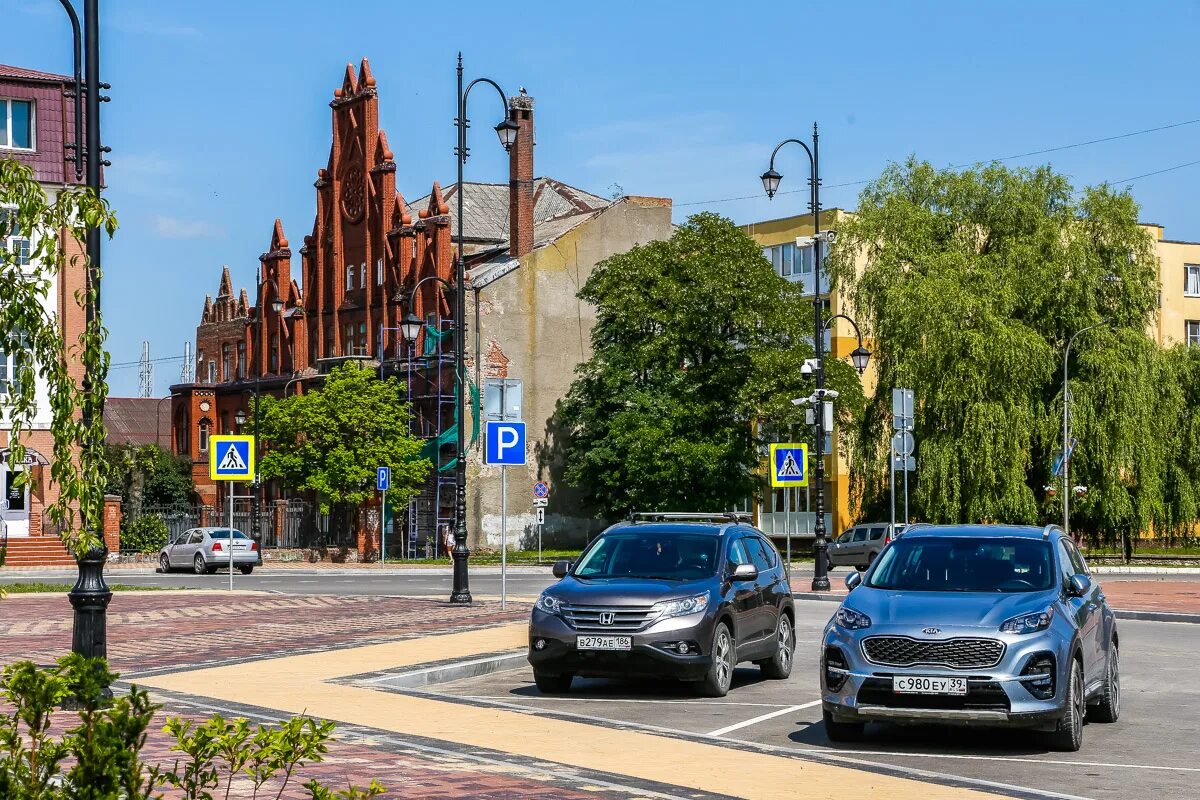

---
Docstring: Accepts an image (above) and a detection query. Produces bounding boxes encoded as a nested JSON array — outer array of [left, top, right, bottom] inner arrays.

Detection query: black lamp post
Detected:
[[251, 275, 285, 548], [760, 125, 870, 592], [450, 54, 517, 604], [58, 0, 113, 662]]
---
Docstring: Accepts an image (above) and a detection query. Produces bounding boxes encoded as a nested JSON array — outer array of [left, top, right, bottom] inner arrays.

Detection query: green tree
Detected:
[[827, 159, 1175, 542], [558, 212, 865, 520], [1, 158, 117, 560], [253, 362, 429, 514], [103, 443, 196, 515]]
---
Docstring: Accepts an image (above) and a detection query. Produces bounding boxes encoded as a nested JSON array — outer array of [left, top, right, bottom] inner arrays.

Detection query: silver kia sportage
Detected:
[[821, 524, 1119, 752]]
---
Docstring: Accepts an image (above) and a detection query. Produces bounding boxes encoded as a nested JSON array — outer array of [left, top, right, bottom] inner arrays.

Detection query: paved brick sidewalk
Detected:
[[0, 592, 528, 674]]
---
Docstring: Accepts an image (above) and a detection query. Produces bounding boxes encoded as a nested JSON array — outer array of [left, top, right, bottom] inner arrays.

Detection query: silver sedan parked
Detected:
[[158, 527, 259, 575]]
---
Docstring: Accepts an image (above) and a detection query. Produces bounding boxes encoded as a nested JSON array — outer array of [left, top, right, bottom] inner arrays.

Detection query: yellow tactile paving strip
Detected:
[[138, 623, 1008, 800]]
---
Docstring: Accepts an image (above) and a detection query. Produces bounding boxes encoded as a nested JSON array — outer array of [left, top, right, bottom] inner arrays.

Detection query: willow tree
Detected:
[[1, 159, 116, 562], [558, 212, 864, 520], [827, 159, 1170, 543]]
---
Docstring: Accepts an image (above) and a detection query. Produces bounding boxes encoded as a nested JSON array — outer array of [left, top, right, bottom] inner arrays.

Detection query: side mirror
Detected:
[[845, 572, 862, 591], [1068, 574, 1091, 598], [730, 563, 758, 582], [552, 560, 572, 579]]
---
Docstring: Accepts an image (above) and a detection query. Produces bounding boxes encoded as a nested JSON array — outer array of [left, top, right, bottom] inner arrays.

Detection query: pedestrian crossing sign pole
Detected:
[[209, 435, 255, 482]]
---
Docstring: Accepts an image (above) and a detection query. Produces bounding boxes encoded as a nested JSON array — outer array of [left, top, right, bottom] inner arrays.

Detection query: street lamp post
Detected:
[[252, 275, 285, 550], [450, 54, 518, 604], [1062, 321, 1105, 541], [761, 125, 871, 592]]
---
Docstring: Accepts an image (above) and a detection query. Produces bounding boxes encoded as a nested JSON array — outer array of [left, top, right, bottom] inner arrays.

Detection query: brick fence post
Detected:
[[102, 494, 122, 553], [356, 497, 381, 562]]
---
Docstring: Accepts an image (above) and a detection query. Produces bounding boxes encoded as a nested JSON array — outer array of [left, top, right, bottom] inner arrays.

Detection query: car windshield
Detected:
[[867, 536, 1054, 592], [208, 529, 248, 540], [573, 533, 718, 580]]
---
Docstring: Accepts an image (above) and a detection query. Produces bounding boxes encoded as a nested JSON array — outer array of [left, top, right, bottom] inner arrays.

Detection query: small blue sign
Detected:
[[485, 421, 527, 466], [377, 466, 390, 491], [769, 443, 808, 487]]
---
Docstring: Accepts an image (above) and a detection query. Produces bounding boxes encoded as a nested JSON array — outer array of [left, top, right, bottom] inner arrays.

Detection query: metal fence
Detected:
[[123, 499, 359, 552]]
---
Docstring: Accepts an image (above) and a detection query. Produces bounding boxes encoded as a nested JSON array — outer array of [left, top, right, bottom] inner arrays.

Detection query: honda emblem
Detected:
[[598, 612, 615, 626]]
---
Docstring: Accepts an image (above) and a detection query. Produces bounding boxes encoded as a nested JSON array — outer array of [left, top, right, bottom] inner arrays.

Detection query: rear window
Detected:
[[868, 537, 1054, 593], [208, 529, 248, 540], [574, 533, 718, 581], [869, 526, 886, 541]]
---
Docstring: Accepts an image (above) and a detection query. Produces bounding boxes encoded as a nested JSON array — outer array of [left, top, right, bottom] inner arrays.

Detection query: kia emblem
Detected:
[[922, 627, 941, 635], [599, 612, 615, 626]]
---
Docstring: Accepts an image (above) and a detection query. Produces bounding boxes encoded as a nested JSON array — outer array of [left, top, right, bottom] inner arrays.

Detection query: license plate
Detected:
[[576, 635, 632, 651], [893, 676, 968, 695]]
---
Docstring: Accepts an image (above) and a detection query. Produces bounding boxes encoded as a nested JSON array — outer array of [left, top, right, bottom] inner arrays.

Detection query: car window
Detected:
[[868, 536, 1055, 592], [728, 538, 752, 566], [755, 536, 779, 568], [573, 532, 719, 580], [188, 531, 204, 544], [1063, 540, 1089, 575], [208, 529, 248, 539], [851, 527, 869, 542], [869, 526, 886, 541], [745, 538, 772, 571], [837, 530, 854, 544], [1056, 541, 1075, 587]]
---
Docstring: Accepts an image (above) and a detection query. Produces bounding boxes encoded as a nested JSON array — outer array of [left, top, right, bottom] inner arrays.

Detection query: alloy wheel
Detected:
[[1072, 665, 1084, 740], [159, 554, 170, 572], [777, 617, 794, 672], [715, 630, 732, 689], [1110, 647, 1121, 718]]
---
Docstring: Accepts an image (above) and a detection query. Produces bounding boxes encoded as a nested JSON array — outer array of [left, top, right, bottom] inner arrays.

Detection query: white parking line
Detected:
[[706, 700, 822, 737], [462, 695, 799, 708], [808, 747, 1200, 774]]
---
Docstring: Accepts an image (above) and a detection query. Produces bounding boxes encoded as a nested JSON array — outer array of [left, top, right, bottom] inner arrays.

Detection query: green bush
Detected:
[[0, 655, 384, 799], [121, 515, 169, 553]]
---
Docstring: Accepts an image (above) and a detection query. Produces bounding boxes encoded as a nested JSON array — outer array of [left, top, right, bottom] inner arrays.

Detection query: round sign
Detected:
[[891, 431, 914, 457], [533, 481, 550, 499]]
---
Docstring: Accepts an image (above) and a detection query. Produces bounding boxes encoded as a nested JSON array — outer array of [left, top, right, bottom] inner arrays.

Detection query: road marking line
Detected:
[[461, 694, 800, 708], [706, 700, 821, 737]]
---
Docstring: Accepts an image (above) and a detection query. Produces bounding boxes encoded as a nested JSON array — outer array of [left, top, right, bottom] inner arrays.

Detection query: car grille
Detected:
[[862, 636, 1005, 669], [560, 603, 660, 633], [857, 677, 1011, 712]]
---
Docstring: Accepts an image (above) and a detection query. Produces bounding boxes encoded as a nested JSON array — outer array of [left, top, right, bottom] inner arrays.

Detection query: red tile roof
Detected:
[[104, 397, 173, 448], [0, 64, 73, 83]]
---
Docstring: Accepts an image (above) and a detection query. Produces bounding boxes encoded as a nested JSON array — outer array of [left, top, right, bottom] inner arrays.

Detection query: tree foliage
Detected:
[[253, 362, 429, 514], [558, 212, 865, 520], [826, 159, 1189, 542], [1, 159, 117, 555], [103, 443, 195, 513]]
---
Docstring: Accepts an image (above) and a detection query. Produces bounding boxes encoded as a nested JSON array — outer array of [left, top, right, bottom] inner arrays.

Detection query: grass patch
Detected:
[[0, 582, 165, 593]]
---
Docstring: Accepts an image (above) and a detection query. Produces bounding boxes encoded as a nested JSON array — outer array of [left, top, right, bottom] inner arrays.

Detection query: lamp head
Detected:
[[400, 311, 424, 343], [495, 117, 519, 151], [760, 168, 782, 199], [851, 345, 872, 375]]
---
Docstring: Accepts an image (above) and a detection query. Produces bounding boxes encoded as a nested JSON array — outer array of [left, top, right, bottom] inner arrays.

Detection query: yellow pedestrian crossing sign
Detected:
[[209, 435, 255, 481], [769, 443, 808, 487]]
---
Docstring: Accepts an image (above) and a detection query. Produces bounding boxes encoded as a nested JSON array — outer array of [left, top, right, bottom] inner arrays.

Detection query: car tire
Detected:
[[1043, 658, 1084, 752], [758, 613, 795, 679], [533, 671, 573, 693], [159, 553, 171, 574], [823, 709, 865, 743], [193, 553, 209, 575], [239, 565, 254, 575], [854, 564, 867, 573], [695, 622, 735, 697], [1089, 640, 1120, 723]]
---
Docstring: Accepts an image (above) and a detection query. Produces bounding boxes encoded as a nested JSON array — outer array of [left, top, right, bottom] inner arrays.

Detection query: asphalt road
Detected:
[[426, 613, 1198, 800]]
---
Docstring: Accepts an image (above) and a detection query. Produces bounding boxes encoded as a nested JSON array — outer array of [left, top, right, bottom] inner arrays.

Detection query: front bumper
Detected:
[[528, 608, 715, 681], [821, 624, 1069, 730]]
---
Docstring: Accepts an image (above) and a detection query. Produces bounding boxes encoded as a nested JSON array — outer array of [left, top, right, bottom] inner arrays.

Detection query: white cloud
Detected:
[[153, 216, 223, 239]]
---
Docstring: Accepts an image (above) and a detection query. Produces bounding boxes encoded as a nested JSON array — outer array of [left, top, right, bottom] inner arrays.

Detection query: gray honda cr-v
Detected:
[[528, 513, 796, 697]]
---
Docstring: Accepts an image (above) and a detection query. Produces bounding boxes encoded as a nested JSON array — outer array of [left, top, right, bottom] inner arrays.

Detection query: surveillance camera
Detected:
[[800, 362, 814, 376], [791, 397, 807, 406], [825, 230, 838, 245]]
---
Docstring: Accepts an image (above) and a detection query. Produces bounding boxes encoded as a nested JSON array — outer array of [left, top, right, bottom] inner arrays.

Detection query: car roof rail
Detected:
[[895, 522, 932, 536], [1042, 523, 1060, 540], [629, 511, 753, 525]]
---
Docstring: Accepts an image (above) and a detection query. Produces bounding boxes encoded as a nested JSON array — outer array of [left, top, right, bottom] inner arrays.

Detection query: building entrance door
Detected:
[[1, 465, 30, 537]]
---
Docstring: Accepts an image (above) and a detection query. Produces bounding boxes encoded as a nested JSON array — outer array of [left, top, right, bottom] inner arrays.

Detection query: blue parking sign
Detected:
[[377, 466, 390, 491], [485, 421, 527, 466]]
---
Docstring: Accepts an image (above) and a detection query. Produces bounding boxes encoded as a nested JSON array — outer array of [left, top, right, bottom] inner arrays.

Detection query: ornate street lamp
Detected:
[[400, 311, 424, 344]]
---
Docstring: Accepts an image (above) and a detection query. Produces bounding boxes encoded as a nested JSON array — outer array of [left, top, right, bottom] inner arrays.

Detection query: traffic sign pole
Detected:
[[501, 465, 507, 611], [228, 485, 234, 591]]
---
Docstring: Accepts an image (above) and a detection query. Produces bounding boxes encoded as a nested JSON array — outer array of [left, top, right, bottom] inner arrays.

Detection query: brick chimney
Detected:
[[508, 91, 535, 258]]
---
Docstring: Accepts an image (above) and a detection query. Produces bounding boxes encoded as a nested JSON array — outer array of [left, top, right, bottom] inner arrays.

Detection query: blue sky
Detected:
[[6, 0, 1200, 396]]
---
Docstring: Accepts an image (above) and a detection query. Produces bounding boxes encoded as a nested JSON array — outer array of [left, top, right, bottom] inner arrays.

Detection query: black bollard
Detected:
[[69, 545, 112, 660]]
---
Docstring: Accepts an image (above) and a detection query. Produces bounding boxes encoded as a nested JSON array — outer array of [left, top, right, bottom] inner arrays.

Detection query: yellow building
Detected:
[[741, 212, 1200, 541], [1145, 223, 1200, 347]]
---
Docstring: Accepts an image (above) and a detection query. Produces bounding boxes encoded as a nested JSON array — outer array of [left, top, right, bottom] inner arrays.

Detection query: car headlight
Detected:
[[834, 606, 872, 630], [536, 594, 563, 615], [1000, 607, 1054, 635], [653, 593, 710, 620]]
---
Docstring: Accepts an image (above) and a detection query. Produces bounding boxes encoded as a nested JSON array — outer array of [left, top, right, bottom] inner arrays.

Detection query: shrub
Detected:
[[121, 515, 169, 553]]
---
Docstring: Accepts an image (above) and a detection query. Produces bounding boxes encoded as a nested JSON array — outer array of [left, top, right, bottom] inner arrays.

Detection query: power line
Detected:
[[674, 117, 1200, 208], [1112, 159, 1200, 185]]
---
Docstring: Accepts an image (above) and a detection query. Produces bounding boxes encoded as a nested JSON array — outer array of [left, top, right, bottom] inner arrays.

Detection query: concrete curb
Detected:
[[359, 650, 528, 689], [0, 566, 552, 578], [790, 591, 1200, 624], [1090, 566, 1200, 574]]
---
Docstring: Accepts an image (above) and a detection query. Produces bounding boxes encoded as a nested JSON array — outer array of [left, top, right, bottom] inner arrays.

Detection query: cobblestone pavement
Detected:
[[0, 592, 529, 676]]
